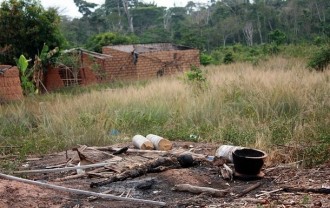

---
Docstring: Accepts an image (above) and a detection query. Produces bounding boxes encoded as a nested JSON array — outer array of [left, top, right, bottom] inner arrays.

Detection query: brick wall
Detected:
[[0, 65, 23, 101], [102, 47, 138, 80], [44, 52, 109, 91], [80, 53, 109, 84], [44, 67, 65, 91], [44, 45, 200, 91], [102, 46, 200, 80]]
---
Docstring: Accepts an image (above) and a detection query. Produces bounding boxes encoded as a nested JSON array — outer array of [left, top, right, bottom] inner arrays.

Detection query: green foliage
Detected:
[[307, 46, 330, 71], [0, 0, 65, 65], [185, 65, 207, 93], [268, 29, 286, 45], [200, 53, 213, 66], [16, 55, 35, 95], [186, 65, 206, 82], [86, 32, 138, 53], [223, 52, 234, 64]]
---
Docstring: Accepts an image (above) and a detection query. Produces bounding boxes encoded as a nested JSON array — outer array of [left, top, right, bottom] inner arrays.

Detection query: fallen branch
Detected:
[[0, 172, 165, 206], [88, 190, 112, 201], [237, 182, 262, 197], [221, 163, 233, 180], [90, 157, 176, 188], [255, 188, 283, 197], [172, 184, 228, 197], [53, 173, 87, 182], [112, 146, 129, 155], [14, 162, 111, 174], [93, 147, 207, 159], [282, 186, 330, 194], [235, 197, 269, 204], [93, 147, 168, 154]]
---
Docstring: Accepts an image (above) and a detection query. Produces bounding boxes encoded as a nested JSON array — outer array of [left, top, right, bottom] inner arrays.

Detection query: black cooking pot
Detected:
[[232, 148, 267, 175]]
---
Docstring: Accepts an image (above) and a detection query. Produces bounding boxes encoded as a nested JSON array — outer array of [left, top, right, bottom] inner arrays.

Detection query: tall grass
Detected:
[[0, 56, 329, 166]]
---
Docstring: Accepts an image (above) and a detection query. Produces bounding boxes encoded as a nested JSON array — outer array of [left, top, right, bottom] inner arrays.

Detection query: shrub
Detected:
[[200, 53, 213, 66], [223, 52, 234, 64], [307, 46, 330, 71]]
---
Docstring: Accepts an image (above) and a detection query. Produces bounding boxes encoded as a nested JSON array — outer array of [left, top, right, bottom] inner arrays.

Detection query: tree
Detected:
[[268, 29, 286, 45], [74, 0, 98, 17], [0, 0, 65, 65], [85, 32, 137, 53]]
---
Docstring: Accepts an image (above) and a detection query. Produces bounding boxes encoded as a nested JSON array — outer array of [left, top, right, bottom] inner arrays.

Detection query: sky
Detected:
[[38, 0, 209, 18]]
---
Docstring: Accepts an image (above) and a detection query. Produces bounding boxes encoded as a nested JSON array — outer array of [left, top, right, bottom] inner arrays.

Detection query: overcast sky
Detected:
[[38, 0, 209, 18]]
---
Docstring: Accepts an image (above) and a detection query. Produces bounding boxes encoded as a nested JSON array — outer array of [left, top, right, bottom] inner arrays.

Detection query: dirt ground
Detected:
[[0, 142, 329, 208]]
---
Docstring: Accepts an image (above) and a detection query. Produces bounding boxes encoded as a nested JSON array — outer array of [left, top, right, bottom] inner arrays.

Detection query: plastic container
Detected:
[[215, 145, 243, 162], [132, 135, 154, 150], [146, 134, 172, 151]]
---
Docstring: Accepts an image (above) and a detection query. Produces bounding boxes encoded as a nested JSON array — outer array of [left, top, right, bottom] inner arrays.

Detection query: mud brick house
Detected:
[[44, 49, 111, 91], [0, 65, 23, 102], [44, 43, 200, 91], [102, 43, 200, 80]]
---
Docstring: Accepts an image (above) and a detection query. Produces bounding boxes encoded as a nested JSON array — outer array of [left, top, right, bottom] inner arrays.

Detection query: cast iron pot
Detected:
[[232, 148, 267, 175]]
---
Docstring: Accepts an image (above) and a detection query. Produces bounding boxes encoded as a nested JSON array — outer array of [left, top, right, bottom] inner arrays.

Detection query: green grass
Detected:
[[0, 56, 329, 168]]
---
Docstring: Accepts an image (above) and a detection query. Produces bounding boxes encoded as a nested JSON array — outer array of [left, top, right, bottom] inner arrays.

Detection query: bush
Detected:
[[223, 52, 234, 64], [307, 46, 330, 71], [200, 53, 213, 66]]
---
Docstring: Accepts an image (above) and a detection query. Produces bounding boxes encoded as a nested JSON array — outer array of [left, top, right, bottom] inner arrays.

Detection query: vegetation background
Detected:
[[0, 0, 329, 169]]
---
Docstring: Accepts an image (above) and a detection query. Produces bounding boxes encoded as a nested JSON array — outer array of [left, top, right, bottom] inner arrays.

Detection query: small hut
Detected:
[[0, 65, 23, 102]]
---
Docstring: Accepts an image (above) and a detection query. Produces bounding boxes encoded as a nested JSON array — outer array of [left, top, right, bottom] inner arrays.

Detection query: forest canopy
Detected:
[[61, 0, 329, 51]]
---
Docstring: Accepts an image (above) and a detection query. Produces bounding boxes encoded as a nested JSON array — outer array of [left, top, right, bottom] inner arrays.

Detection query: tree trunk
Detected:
[[122, 0, 134, 33]]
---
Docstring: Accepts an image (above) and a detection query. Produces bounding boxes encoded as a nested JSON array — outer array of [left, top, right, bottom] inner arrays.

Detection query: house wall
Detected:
[[80, 53, 108, 85], [0, 65, 23, 101], [102, 47, 138, 80], [44, 67, 64, 92], [44, 45, 200, 91], [102, 46, 200, 80], [44, 53, 109, 91]]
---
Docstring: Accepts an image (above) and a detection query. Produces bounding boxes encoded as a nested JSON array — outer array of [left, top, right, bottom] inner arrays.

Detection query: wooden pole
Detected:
[[0, 172, 166, 206], [14, 162, 111, 174], [237, 182, 262, 197], [172, 184, 228, 197]]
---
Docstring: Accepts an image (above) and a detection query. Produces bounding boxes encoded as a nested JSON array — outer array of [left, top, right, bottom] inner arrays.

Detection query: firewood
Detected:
[[90, 157, 176, 188], [236, 182, 262, 197], [92, 146, 167, 154], [112, 146, 129, 155], [255, 188, 283, 197], [282, 186, 330, 194], [14, 162, 110, 174], [88, 190, 112, 201], [235, 197, 269, 204], [172, 184, 228, 197]]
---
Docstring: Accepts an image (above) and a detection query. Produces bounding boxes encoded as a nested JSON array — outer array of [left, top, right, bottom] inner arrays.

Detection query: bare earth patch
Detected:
[[0, 142, 329, 208]]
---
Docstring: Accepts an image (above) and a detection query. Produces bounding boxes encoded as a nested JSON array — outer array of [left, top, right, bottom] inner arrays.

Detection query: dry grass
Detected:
[[0, 56, 329, 166]]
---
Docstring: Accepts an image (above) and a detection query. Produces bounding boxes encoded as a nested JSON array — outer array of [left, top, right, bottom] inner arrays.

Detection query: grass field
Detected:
[[0, 56, 329, 167]]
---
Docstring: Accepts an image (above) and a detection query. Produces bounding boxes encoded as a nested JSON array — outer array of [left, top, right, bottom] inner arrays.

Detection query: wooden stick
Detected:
[[112, 146, 129, 155], [282, 187, 330, 194], [53, 173, 87, 182], [14, 162, 111, 174], [94, 147, 168, 154], [255, 188, 283, 197], [0, 173, 166, 206], [93, 146, 207, 159], [88, 190, 112, 201], [172, 184, 228, 197], [236, 197, 269, 204], [237, 182, 262, 197], [90, 157, 175, 188]]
